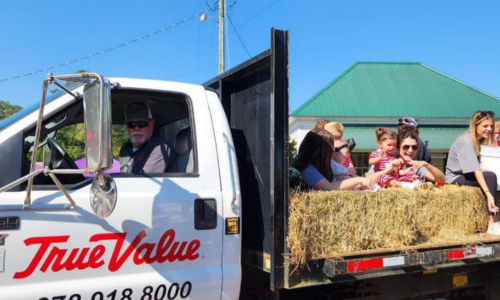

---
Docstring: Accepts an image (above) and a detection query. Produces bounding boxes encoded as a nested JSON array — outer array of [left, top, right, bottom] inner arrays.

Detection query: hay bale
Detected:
[[414, 188, 487, 241], [287, 187, 489, 266]]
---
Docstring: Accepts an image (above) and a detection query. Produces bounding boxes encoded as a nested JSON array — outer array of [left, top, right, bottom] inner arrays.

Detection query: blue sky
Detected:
[[0, 0, 499, 112]]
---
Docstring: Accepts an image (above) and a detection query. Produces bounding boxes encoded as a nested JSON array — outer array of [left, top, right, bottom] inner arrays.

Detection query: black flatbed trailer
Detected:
[[206, 28, 500, 300]]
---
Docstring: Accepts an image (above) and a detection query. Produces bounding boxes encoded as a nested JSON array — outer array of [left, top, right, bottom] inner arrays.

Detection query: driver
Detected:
[[119, 102, 174, 174]]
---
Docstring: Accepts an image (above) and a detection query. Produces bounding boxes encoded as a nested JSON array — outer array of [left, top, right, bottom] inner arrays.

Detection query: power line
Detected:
[[239, 0, 280, 28], [205, 0, 219, 11], [0, 0, 269, 84], [227, 13, 251, 58], [166, 64, 218, 80], [228, 0, 239, 9], [0, 9, 215, 84]]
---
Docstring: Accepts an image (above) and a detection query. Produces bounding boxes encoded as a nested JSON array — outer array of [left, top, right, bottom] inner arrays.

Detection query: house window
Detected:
[[351, 152, 370, 176]]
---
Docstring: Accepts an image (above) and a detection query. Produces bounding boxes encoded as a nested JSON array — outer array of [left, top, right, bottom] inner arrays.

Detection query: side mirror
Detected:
[[4, 72, 118, 217], [90, 173, 117, 218], [83, 78, 112, 172]]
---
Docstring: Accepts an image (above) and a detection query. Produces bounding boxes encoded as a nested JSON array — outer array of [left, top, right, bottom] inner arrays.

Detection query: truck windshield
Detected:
[[0, 91, 67, 131], [0, 83, 84, 131]]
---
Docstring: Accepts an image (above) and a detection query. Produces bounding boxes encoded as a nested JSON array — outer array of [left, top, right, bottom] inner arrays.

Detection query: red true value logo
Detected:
[[14, 229, 201, 279]]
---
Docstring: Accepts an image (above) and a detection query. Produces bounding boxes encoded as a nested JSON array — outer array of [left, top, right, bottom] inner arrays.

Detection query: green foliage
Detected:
[[111, 125, 128, 158], [288, 137, 302, 190], [0, 100, 22, 121], [56, 124, 86, 159], [289, 166, 303, 190], [289, 138, 298, 166], [55, 124, 129, 160]]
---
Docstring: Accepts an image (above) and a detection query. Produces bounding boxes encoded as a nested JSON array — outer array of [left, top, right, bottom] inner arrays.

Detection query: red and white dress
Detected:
[[369, 149, 419, 187]]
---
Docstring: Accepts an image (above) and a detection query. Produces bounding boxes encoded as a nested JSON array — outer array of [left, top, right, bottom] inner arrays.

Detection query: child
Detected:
[[331, 139, 356, 181], [332, 139, 380, 191], [369, 128, 421, 189], [324, 122, 354, 168], [324, 122, 344, 140]]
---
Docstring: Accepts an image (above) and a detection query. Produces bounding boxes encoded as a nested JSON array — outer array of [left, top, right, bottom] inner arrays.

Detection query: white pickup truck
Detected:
[[2, 29, 500, 300]]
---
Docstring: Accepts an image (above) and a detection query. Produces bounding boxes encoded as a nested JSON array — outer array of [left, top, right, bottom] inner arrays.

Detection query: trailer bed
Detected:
[[283, 233, 500, 289], [325, 233, 500, 259]]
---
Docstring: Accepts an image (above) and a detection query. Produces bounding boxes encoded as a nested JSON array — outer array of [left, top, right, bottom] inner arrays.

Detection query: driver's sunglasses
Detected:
[[126, 121, 149, 129], [401, 145, 418, 151], [476, 110, 495, 119]]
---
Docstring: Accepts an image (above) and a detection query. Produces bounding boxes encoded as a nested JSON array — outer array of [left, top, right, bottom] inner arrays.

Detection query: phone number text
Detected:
[[39, 281, 192, 300]]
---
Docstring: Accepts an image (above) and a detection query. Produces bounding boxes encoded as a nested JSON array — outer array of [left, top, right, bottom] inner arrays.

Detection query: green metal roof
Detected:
[[292, 62, 500, 118], [344, 127, 467, 151]]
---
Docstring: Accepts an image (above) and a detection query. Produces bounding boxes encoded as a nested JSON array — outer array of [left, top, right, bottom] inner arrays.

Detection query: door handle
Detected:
[[194, 198, 217, 230]]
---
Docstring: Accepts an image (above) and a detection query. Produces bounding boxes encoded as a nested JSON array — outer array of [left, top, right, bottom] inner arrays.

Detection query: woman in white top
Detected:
[[445, 110, 500, 235]]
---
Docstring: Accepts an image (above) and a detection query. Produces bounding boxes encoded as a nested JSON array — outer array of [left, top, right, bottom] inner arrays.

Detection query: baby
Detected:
[[369, 128, 421, 189], [324, 122, 354, 168], [331, 139, 356, 182]]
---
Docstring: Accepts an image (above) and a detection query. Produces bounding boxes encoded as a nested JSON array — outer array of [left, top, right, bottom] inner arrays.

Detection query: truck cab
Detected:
[[0, 72, 244, 299]]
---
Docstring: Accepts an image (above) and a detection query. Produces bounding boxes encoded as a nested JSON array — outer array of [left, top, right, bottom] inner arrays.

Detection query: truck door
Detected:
[[0, 84, 223, 300]]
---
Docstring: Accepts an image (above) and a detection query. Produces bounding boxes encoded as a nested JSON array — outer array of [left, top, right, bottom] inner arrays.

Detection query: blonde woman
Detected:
[[445, 111, 500, 235]]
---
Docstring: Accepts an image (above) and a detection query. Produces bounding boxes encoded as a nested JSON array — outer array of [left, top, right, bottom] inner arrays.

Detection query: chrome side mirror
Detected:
[[0, 72, 118, 216], [84, 78, 112, 172], [90, 173, 117, 218]]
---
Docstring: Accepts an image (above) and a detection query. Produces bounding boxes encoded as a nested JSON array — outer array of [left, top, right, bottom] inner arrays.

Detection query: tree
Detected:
[[288, 137, 303, 190], [56, 124, 86, 159], [0, 100, 22, 121]]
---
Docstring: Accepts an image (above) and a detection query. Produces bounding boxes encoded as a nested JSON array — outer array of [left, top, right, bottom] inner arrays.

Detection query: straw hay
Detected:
[[287, 187, 489, 266]]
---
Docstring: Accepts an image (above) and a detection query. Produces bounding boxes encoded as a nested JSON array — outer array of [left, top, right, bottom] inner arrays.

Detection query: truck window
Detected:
[[21, 89, 196, 184], [159, 117, 194, 173], [159, 117, 190, 143], [112, 89, 196, 175], [22, 101, 87, 187]]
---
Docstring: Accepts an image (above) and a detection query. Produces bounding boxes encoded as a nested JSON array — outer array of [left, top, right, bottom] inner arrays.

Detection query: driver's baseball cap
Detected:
[[124, 102, 153, 121]]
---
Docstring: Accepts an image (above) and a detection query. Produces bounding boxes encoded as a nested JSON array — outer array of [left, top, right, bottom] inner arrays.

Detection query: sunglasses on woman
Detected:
[[401, 145, 418, 151], [126, 121, 149, 129], [334, 144, 348, 152], [476, 110, 495, 119]]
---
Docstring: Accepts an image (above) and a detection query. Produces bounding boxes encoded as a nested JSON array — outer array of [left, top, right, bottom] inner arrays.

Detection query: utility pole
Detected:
[[218, 0, 225, 74], [200, 0, 225, 74]]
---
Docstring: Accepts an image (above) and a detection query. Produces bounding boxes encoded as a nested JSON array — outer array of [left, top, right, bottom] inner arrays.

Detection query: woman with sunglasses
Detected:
[[397, 130, 445, 184], [294, 128, 377, 191], [446, 110, 500, 235], [366, 130, 444, 187]]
